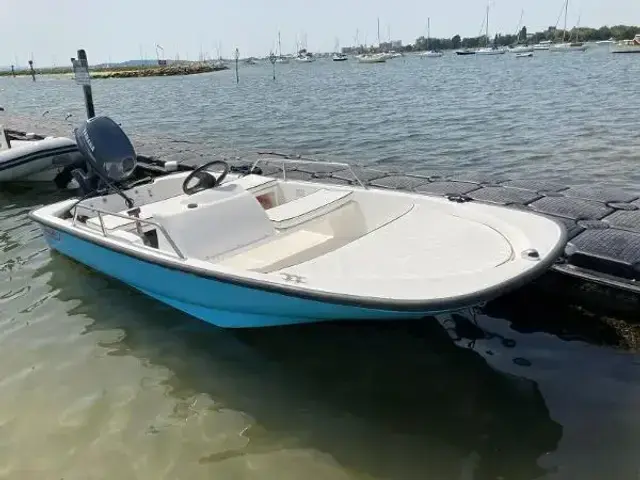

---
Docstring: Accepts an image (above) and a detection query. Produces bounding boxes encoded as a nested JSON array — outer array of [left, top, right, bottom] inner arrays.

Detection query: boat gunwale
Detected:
[[29, 184, 569, 312]]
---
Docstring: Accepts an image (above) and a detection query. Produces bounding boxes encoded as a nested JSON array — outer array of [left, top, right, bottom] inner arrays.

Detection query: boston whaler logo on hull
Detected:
[[281, 272, 306, 284]]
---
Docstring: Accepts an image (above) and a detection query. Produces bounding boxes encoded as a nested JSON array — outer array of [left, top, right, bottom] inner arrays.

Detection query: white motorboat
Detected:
[[533, 40, 552, 50], [611, 34, 640, 53], [0, 126, 82, 182], [510, 45, 534, 53], [374, 52, 394, 60], [476, 47, 507, 55], [421, 51, 444, 57], [332, 53, 348, 61], [357, 54, 387, 63], [516, 52, 533, 58], [30, 117, 567, 328], [295, 49, 315, 62]]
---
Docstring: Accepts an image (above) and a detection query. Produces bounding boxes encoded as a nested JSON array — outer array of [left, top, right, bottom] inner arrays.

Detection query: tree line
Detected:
[[410, 25, 640, 51]]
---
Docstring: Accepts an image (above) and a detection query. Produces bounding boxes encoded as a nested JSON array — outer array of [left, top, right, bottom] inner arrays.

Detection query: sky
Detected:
[[2, 0, 639, 66]]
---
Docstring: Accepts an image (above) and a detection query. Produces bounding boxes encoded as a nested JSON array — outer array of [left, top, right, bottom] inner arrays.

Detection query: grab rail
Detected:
[[249, 157, 368, 190], [71, 205, 186, 260]]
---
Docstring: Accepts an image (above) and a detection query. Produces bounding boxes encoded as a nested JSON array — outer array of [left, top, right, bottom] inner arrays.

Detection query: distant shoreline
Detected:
[[1, 23, 638, 74]]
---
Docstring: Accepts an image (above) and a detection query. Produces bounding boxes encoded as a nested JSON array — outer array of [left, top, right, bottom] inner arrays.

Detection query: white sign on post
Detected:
[[71, 58, 91, 86]]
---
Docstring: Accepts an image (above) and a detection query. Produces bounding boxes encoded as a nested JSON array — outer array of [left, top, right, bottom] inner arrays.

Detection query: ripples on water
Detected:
[[0, 51, 639, 479]]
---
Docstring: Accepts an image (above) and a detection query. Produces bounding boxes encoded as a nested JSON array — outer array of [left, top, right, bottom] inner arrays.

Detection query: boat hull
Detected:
[[476, 48, 507, 55], [0, 139, 80, 182], [39, 226, 435, 328], [357, 56, 386, 63], [611, 47, 640, 54], [549, 43, 588, 52]]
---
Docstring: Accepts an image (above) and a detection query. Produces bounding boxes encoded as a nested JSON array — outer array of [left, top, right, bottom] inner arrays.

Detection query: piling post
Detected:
[[269, 52, 276, 81], [234, 48, 239, 84], [71, 49, 95, 119], [28, 60, 35, 81]]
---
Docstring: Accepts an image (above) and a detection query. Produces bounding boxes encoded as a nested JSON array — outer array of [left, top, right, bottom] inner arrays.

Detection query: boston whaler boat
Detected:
[[30, 117, 567, 328], [0, 126, 82, 182]]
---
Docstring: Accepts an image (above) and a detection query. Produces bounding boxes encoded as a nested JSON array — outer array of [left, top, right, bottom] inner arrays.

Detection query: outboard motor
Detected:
[[70, 116, 138, 203]]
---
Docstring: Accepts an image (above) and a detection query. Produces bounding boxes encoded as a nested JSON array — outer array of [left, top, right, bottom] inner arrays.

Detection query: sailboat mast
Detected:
[[377, 17, 380, 45], [563, 0, 568, 42], [278, 32, 282, 56], [486, 5, 490, 47], [515, 9, 524, 40], [427, 17, 430, 49]]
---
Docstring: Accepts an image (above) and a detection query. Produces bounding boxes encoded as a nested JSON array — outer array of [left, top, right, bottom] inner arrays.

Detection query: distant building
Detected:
[[378, 40, 402, 51]]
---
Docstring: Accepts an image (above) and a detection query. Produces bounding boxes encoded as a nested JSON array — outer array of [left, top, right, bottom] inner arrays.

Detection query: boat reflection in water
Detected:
[[43, 253, 563, 480]]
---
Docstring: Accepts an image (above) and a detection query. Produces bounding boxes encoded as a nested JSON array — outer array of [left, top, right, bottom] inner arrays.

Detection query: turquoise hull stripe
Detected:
[[42, 227, 433, 327]]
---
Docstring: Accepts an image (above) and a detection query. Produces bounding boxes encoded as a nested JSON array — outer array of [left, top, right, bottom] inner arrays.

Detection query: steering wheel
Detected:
[[182, 160, 230, 195]]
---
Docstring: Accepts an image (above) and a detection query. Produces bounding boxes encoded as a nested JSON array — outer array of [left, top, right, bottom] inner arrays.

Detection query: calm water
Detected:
[[0, 50, 639, 479]]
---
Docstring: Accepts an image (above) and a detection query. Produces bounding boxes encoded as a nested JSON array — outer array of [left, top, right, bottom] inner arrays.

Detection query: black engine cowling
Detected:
[[70, 116, 138, 196]]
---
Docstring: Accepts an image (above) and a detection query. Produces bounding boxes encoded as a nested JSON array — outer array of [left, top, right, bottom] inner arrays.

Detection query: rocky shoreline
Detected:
[[0, 63, 230, 79], [91, 64, 229, 79]]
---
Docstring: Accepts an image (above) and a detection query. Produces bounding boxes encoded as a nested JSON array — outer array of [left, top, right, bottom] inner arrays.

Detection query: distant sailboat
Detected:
[[549, 0, 588, 52], [420, 18, 444, 57], [275, 32, 289, 64], [332, 38, 348, 61], [475, 5, 507, 55], [510, 9, 534, 53]]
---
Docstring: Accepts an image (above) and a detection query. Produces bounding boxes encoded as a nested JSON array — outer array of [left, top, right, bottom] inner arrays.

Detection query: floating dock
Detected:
[[2, 115, 638, 321]]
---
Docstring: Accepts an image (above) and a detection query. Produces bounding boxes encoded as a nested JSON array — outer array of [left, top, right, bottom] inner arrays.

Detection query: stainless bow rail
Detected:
[[72, 205, 186, 259], [249, 157, 368, 189]]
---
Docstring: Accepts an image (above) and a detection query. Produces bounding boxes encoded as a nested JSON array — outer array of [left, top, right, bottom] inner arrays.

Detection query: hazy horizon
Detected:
[[2, 0, 639, 67]]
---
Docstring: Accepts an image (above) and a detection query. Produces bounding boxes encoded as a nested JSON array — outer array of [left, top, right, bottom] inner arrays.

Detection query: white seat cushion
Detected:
[[218, 230, 333, 272], [230, 174, 277, 192], [267, 189, 352, 229], [154, 184, 276, 259]]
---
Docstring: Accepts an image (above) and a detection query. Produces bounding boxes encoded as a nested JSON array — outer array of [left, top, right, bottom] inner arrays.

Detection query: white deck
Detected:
[[285, 204, 513, 280]]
